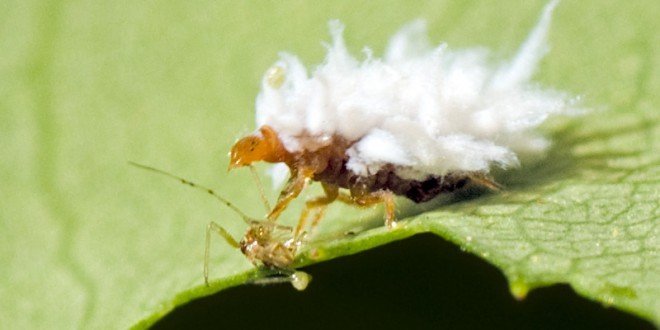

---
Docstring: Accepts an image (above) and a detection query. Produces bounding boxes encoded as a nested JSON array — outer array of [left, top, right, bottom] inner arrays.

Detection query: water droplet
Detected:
[[290, 271, 312, 291]]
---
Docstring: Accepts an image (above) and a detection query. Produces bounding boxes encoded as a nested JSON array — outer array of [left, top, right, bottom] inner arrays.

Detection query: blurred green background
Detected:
[[0, 0, 657, 328]]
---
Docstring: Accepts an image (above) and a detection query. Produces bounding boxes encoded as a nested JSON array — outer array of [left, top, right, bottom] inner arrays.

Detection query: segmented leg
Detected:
[[205, 221, 240, 286], [294, 183, 339, 239], [267, 167, 315, 222], [249, 270, 312, 291], [337, 190, 397, 228], [264, 241, 296, 268], [468, 173, 502, 191]]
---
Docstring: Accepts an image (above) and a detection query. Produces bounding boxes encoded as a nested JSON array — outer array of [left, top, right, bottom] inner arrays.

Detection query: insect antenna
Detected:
[[129, 161, 251, 224]]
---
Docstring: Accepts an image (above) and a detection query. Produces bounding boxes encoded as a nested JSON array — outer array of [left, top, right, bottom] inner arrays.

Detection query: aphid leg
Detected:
[[266, 242, 296, 267], [250, 270, 312, 291], [294, 183, 339, 239], [205, 221, 240, 286], [248, 165, 271, 213], [336, 190, 397, 228], [267, 167, 315, 222]]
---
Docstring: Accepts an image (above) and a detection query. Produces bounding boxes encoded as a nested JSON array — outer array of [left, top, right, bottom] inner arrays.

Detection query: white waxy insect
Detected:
[[230, 0, 574, 239]]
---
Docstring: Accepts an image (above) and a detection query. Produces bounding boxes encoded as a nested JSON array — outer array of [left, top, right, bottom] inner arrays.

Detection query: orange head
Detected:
[[229, 125, 291, 170]]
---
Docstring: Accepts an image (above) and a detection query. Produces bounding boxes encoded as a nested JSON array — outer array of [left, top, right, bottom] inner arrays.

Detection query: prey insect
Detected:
[[130, 162, 311, 290]]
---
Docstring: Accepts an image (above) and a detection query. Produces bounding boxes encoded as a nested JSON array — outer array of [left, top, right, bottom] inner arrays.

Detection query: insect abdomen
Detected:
[[314, 157, 469, 203]]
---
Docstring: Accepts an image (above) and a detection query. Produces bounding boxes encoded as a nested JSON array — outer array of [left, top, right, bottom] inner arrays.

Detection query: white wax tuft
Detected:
[[255, 0, 574, 180]]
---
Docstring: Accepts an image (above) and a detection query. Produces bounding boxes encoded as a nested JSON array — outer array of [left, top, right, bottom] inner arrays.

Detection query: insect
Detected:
[[130, 162, 311, 290], [229, 125, 500, 237], [134, 0, 570, 291], [229, 1, 565, 240]]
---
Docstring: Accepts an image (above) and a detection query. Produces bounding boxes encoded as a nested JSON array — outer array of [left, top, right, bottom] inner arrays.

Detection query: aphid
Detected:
[[130, 162, 311, 290], [230, 1, 569, 239]]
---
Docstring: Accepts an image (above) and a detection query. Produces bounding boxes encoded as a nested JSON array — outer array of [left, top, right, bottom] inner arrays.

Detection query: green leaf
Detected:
[[1, 1, 657, 329]]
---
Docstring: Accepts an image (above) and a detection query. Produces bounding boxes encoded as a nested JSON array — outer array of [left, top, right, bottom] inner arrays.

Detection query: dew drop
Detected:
[[290, 271, 312, 291]]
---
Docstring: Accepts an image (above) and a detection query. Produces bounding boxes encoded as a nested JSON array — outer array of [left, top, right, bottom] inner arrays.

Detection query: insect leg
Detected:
[[265, 242, 296, 268], [294, 183, 339, 239], [249, 270, 312, 291], [467, 173, 503, 191], [205, 221, 240, 286], [336, 190, 397, 228], [267, 167, 315, 222], [381, 191, 396, 229]]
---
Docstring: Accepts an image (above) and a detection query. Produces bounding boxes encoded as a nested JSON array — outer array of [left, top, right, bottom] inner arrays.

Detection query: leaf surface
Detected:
[[0, 1, 657, 328]]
